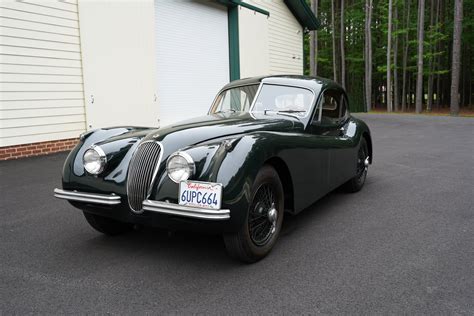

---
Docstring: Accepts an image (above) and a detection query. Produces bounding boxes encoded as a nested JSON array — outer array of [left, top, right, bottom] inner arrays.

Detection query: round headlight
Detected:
[[166, 152, 195, 183], [83, 145, 107, 175]]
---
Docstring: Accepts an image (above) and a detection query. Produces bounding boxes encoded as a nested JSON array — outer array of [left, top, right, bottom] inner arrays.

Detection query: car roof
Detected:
[[222, 75, 343, 93]]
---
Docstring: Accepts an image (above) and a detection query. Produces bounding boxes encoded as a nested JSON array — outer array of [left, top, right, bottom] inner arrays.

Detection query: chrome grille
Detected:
[[127, 141, 163, 212]]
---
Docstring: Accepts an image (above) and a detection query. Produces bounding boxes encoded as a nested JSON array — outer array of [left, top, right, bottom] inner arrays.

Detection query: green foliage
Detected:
[[304, 0, 472, 111]]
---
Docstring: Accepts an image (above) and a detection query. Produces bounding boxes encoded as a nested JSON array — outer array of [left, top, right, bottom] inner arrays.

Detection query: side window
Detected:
[[313, 89, 347, 125]]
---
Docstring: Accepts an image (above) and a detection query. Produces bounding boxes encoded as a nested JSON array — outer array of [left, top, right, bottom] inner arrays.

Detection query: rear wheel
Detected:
[[224, 165, 284, 263], [344, 138, 369, 193], [83, 212, 133, 236]]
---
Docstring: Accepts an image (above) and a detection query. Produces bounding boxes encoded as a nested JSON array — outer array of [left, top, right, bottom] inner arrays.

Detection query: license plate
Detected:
[[179, 181, 222, 209]]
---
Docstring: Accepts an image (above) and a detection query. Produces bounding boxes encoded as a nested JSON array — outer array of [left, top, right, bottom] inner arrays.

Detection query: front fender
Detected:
[[62, 126, 153, 194]]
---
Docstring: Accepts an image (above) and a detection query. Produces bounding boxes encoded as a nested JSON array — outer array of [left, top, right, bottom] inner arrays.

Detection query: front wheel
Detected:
[[83, 212, 133, 236], [223, 165, 284, 263], [344, 138, 369, 193]]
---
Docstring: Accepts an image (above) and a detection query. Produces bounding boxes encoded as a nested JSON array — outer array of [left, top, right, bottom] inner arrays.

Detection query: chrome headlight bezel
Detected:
[[166, 151, 195, 183], [83, 145, 107, 175]]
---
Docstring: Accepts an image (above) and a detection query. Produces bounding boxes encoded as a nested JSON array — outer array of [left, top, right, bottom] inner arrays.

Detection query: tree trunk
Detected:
[[435, 0, 441, 109], [415, 0, 425, 113], [450, 0, 463, 116], [365, 0, 373, 112], [315, 0, 318, 75], [401, 0, 412, 112], [387, 0, 393, 112], [427, 0, 435, 112], [340, 0, 346, 89], [331, 0, 338, 83], [394, 3, 400, 111], [309, 0, 318, 76]]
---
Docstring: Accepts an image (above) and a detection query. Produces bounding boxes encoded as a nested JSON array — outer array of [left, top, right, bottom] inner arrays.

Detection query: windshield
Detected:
[[209, 84, 259, 114], [251, 84, 314, 118]]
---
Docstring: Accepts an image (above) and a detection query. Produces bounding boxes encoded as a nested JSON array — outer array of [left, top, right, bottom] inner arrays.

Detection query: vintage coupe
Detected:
[[54, 75, 372, 262]]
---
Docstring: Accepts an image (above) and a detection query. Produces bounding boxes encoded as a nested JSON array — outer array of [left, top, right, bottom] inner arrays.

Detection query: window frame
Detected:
[[311, 88, 350, 126], [208, 83, 260, 115]]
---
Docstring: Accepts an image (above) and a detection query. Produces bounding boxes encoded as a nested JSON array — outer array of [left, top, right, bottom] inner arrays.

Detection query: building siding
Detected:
[[0, 0, 86, 147], [243, 0, 303, 75]]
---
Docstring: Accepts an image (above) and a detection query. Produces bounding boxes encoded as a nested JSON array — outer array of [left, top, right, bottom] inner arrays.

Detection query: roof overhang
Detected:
[[284, 0, 320, 31]]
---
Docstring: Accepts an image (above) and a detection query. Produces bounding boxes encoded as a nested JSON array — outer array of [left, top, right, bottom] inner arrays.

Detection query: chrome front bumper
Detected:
[[54, 188, 121, 205], [54, 189, 230, 220], [143, 199, 230, 220]]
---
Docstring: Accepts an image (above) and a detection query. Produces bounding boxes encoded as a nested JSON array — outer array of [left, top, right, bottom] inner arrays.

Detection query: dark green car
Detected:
[[55, 75, 372, 263]]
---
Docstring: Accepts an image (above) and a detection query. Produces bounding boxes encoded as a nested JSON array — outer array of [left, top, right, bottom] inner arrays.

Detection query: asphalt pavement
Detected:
[[1, 113, 473, 314]]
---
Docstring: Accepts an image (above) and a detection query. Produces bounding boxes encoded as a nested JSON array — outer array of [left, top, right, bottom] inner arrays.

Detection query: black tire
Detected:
[[83, 212, 133, 236], [224, 165, 284, 263], [344, 138, 369, 193]]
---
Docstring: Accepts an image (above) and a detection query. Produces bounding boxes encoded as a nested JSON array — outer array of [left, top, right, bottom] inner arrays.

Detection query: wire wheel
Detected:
[[248, 184, 278, 246], [356, 142, 369, 182]]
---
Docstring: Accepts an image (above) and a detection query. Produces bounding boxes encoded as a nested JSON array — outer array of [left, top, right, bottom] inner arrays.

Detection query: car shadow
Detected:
[[72, 186, 360, 267]]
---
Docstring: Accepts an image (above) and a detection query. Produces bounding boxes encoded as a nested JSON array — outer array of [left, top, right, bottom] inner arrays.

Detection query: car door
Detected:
[[308, 88, 354, 191]]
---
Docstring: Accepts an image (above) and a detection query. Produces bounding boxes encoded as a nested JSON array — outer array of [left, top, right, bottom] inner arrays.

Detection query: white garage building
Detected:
[[0, 0, 319, 159]]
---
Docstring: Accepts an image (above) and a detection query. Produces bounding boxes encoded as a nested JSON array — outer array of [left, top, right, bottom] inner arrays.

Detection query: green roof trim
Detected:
[[230, 0, 270, 16], [284, 0, 320, 30], [217, 0, 269, 17]]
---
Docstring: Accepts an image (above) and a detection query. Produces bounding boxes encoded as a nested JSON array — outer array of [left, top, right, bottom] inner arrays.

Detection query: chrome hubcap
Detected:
[[364, 156, 369, 171]]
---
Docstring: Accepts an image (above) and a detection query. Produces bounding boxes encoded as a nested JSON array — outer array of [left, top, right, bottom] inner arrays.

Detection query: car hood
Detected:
[[142, 112, 303, 151]]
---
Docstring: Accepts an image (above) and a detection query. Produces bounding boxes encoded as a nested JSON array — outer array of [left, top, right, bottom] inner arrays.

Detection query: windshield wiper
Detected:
[[214, 109, 236, 114], [276, 110, 306, 114], [263, 109, 302, 121]]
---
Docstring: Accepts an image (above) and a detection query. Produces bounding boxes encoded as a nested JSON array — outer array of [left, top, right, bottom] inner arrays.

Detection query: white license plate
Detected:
[[179, 181, 222, 209]]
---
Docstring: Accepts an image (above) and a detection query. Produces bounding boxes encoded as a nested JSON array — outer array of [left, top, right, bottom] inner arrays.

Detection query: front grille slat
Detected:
[[127, 141, 162, 212]]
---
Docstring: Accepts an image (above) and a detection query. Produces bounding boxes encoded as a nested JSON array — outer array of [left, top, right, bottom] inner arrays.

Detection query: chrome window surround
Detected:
[[54, 188, 121, 205], [126, 140, 164, 214], [208, 83, 260, 115]]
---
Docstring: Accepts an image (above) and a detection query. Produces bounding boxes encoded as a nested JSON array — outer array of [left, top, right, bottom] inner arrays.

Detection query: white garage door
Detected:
[[154, 0, 230, 127]]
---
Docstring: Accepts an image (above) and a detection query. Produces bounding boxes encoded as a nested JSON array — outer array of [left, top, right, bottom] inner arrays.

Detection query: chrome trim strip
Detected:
[[142, 200, 230, 220], [208, 83, 261, 115], [54, 188, 121, 205]]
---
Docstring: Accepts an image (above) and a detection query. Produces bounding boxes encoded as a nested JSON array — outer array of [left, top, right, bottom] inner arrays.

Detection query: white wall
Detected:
[[0, 0, 86, 147], [78, 0, 158, 130], [238, 6, 269, 78], [240, 0, 303, 76]]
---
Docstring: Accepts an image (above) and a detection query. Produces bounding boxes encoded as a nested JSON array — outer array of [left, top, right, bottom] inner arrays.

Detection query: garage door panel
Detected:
[[155, 0, 229, 127]]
